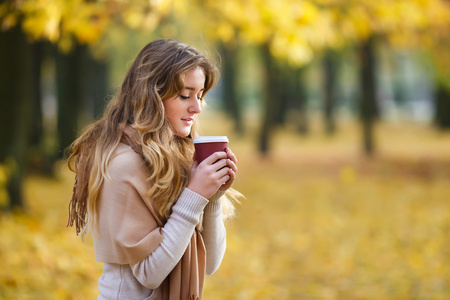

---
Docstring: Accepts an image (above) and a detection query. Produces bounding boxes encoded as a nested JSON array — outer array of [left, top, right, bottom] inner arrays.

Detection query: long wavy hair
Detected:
[[67, 39, 240, 237]]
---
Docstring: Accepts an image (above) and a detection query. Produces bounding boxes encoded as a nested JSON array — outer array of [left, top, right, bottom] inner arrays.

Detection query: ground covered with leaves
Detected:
[[1, 117, 449, 299]]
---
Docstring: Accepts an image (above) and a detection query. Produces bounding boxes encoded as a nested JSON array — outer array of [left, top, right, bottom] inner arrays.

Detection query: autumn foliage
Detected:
[[1, 0, 449, 61], [0, 1, 450, 297], [1, 114, 450, 299]]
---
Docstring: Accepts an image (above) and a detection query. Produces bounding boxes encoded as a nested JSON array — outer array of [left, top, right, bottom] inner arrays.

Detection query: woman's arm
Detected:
[[202, 191, 227, 275], [131, 150, 233, 288], [130, 188, 208, 289], [192, 147, 237, 274]]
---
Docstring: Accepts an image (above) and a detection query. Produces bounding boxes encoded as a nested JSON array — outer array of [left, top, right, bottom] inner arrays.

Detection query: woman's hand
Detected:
[[187, 148, 237, 199], [219, 148, 237, 191]]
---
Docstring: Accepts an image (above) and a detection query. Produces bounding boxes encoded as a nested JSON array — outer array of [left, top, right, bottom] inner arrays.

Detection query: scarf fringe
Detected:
[[67, 154, 89, 236]]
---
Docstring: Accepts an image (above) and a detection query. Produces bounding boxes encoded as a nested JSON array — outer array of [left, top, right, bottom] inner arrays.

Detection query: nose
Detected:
[[189, 98, 202, 114]]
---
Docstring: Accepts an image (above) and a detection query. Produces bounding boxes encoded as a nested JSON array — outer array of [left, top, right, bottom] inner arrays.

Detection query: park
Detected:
[[1, 0, 450, 299]]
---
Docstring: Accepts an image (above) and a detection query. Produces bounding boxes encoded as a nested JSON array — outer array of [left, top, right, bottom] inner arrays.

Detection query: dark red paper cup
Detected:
[[193, 136, 229, 164]]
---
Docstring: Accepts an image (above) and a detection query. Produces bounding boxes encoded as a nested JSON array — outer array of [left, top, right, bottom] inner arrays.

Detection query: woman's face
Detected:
[[163, 67, 205, 137]]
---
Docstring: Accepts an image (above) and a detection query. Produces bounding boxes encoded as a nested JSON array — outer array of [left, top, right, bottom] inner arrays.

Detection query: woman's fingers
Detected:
[[188, 165, 224, 198], [215, 164, 230, 178], [226, 148, 237, 164], [202, 151, 228, 165], [220, 174, 231, 186], [225, 158, 237, 173], [188, 149, 238, 196], [219, 168, 235, 191]]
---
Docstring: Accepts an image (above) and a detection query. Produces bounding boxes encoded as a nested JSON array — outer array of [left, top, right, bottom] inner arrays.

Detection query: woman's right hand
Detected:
[[187, 151, 231, 199]]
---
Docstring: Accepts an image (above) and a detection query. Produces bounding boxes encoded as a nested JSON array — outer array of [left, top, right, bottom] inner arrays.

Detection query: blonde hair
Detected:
[[67, 39, 240, 237]]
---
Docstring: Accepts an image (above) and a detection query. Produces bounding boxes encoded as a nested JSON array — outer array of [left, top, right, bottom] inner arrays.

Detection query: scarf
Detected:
[[120, 128, 206, 300]]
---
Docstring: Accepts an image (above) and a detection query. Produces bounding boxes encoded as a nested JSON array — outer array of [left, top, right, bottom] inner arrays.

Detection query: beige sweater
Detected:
[[94, 143, 226, 299]]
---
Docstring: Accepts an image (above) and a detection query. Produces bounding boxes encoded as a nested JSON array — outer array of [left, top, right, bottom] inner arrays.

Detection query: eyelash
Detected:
[[180, 95, 203, 101]]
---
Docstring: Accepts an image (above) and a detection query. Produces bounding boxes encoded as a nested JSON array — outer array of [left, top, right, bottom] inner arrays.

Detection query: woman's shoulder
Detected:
[[107, 143, 148, 177]]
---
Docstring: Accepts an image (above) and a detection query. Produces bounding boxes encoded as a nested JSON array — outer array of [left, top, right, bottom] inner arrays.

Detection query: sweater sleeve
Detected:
[[130, 188, 208, 289], [94, 146, 168, 265], [202, 190, 227, 275], [94, 144, 209, 268]]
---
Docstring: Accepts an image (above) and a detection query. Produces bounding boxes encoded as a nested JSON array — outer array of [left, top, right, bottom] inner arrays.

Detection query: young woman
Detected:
[[67, 39, 241, 299]]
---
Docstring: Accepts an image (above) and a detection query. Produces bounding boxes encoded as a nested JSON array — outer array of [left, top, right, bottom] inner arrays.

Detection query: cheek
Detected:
[[163, 100, 176, 118], [166, 106, 179, 120]]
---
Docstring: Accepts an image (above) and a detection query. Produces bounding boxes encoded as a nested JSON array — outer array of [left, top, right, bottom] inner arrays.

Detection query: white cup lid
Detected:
[[193, 136, 228, 143]]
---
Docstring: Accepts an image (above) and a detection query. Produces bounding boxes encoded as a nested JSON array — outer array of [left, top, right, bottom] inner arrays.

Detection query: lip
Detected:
[[181, 117, 195, 125]]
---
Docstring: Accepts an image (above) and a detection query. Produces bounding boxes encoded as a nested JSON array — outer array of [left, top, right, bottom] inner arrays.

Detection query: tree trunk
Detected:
[[324, 49, 337, 135], [83, 47, 109, 121], [293, 67, 309, 135], [434, 82, 450, 129], [275, 63, 292, 126], [28, 42, 57, 176], [258, 44, 279, 156], [55, 44, 84, 156], [30, 42, 44, 146], [359, 37, 378, 156], [0, 25, 33, 210], [219, 43, 244, 134]]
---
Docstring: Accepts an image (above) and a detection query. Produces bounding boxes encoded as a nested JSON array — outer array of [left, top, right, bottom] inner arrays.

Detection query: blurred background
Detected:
[[1, 0, 450, 299]]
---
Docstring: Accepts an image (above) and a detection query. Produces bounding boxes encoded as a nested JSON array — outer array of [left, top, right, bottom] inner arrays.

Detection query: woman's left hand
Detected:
[[219, 147, 238, 191]]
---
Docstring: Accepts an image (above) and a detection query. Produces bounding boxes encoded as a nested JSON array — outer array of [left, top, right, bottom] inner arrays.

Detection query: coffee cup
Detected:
[[193, 136, 229, 164]]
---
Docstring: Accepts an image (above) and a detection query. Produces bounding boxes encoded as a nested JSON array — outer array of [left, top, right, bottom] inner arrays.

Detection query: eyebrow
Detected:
[[184, 87, 205, 91]]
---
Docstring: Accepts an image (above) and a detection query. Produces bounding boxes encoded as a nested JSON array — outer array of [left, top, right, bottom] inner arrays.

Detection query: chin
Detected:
[[175, 129, 191, 137]]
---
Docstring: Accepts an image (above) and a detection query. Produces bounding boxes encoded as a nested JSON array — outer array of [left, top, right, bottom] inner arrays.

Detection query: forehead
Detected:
[[181, 67, 205, 90]]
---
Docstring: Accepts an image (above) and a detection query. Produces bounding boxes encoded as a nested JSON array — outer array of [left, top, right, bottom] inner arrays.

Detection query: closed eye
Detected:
[[180, 95, 203, 101]]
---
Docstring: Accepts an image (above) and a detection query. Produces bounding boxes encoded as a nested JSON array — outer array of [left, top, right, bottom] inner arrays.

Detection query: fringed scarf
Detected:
[[68, 127, 206, 299], [120, 127, 206, 300]]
